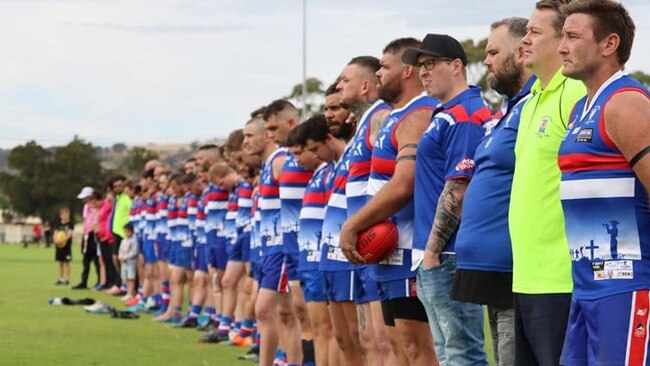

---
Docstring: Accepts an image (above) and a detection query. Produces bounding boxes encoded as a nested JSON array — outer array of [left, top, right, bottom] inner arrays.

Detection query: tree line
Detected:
[[0, 137, 159, 224]]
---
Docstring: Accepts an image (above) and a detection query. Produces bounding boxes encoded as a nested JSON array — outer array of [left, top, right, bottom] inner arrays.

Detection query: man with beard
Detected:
[[324, 82, 352, 140], [340, 38, 439, 365], [450, 17, 534, 366], [338, 55, 396, 365]]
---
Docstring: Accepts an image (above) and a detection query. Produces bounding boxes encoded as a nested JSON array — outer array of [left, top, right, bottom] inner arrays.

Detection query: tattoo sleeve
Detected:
[[425, 179, 469, 254], [370, 109, 389, 137]]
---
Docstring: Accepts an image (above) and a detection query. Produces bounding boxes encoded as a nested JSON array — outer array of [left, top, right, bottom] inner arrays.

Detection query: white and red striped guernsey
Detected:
[[346, 99, 391, 217], [367, 93, 438, 282]]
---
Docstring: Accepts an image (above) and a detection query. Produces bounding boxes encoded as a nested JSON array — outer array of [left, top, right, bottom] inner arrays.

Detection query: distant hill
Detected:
[[0, 139, 226, 175], [98, 139, 225, 172]]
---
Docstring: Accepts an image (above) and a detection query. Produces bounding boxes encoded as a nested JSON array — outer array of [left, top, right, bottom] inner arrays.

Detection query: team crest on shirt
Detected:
[[454, 158, 475, 172], [537, 116, 550, 138], [576, 128, 593, 143]]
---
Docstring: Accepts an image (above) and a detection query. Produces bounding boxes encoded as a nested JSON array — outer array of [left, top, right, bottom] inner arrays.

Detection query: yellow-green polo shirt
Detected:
[[510, 68, 586, 294]]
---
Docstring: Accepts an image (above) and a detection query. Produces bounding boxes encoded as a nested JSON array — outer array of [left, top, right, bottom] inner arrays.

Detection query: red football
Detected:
[[357, 220, 399, 263]]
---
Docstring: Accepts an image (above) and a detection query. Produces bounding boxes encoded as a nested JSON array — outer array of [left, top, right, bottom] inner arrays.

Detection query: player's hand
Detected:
[[421, 250, 440, 270], [340, 221, 366, 264]]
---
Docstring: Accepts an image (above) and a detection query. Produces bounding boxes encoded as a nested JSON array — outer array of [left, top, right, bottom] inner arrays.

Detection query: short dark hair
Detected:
[[142, 168, 155, 179], [298, 114, 329, 144], [225, 129, 244, 152], [250, 106, 266, 119], [383, 37, 421, 56], [262, 99, 298, 121], [123, 223, 134, 232], [185, 157, 196, 164], [348, 56, 381, 74], [181, 172, 198, 185], [285, 122, 306, 147], [491, 17, 529, 39], [169, 172, 183, 185], [536, 0, 574, 37], [198, 144, 219, 151], [90, 189, 103, 200], [561, 0, 635, 64], [325, 81, 339, 96]]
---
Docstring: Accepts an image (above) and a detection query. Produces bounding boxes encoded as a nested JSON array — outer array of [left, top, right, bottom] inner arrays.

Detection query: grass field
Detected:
[[0, 243, 495, 365], [0, 243, 251, 366]]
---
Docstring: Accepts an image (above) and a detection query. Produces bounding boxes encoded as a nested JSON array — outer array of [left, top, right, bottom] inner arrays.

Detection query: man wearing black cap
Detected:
[[340, 37, 439, 366], [403, 33, 492, 366]]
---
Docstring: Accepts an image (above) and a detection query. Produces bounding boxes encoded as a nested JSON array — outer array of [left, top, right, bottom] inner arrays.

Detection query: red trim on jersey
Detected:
[[370, 155, 396, 175], [599, 87, 649, 151], [280, 171, 313, 184], [349, 161, 372, 177], [259, 185, 280, 197], [627, 290, 650, 365], [558, 153, 631, 173], [205, 191, 229, 201], [302, 191, 329, 205]]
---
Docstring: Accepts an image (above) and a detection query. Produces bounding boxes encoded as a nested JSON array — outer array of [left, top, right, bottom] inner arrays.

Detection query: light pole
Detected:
[[301, 0, 308, 120]]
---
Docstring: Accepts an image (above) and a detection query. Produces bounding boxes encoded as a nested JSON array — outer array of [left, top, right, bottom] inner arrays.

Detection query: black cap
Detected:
[[402, 34, 467, 66]]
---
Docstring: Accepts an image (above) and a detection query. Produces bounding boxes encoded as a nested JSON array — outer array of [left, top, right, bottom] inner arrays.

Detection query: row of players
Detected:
[[92, 1, 650, 365]]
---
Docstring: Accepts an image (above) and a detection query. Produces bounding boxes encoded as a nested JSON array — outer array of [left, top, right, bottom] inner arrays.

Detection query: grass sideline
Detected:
[[0, 243, 250, 366], [0, 243, 496, 365]]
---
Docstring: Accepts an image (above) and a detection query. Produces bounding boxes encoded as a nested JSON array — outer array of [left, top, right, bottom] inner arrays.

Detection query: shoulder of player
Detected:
[[395, 107, 434, 133], [604, 90, 650, 123]]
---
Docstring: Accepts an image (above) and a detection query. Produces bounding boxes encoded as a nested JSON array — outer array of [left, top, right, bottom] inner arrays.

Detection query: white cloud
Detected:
[[0, 0, 648, 150]]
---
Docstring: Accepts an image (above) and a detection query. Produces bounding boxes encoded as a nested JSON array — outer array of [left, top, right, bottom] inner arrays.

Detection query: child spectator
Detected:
[[53, 207, 74, 285], [118, 223, 139, 301]]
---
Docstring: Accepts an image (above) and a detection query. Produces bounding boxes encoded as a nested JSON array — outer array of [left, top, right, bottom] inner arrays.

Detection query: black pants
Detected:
[[514, 293, 571, 366], [112, 234, 123, 287], [99, 240, 118, 288], [79, 233, 100, 287]]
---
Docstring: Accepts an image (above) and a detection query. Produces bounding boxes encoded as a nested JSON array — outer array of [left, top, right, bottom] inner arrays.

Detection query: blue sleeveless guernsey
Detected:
[[167, 195, 179, 245], [236, 181, 254, 233], [195, 191, 207, 246], [319, 143, 354, 272], [298, 162, 333, 272], [259, 148, 287, 256], [367, 93, 438, 282], [155, 192, 169, 242], [143, 193, 158, 243], [250, 191, 262, 264], [413, 86, 491, 253], [559, 72, 650, 300], [204, 183, 229, 245], [347, 100, 392, 216], [224, 190, 238, 245], [177, 193, 192, 248], [280, 153, 314, 255]]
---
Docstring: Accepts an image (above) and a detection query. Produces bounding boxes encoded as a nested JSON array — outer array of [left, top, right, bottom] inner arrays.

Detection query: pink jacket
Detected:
[[96, 198, 114, 244]]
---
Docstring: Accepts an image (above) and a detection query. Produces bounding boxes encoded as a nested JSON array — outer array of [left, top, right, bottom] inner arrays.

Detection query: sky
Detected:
[[1, 0, 649, 149]]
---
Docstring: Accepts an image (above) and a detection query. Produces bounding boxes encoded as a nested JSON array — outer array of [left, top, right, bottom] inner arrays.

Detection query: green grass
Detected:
[[0, 243, 495, 365], [0, 243, 250, 366]]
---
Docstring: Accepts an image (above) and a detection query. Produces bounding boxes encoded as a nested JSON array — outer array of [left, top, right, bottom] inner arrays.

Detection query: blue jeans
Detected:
[[416, 253, 488, 366], [487, 306, 514, 366]]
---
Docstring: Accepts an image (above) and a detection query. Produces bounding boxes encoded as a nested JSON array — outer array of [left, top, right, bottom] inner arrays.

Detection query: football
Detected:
[[356, 220, 399, 263], [54, 230, 68, 248]]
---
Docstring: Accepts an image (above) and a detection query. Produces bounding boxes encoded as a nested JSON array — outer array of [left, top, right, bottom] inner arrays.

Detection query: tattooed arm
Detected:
[[422, 178, 469, 269], [369, 109, 391, 146]]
